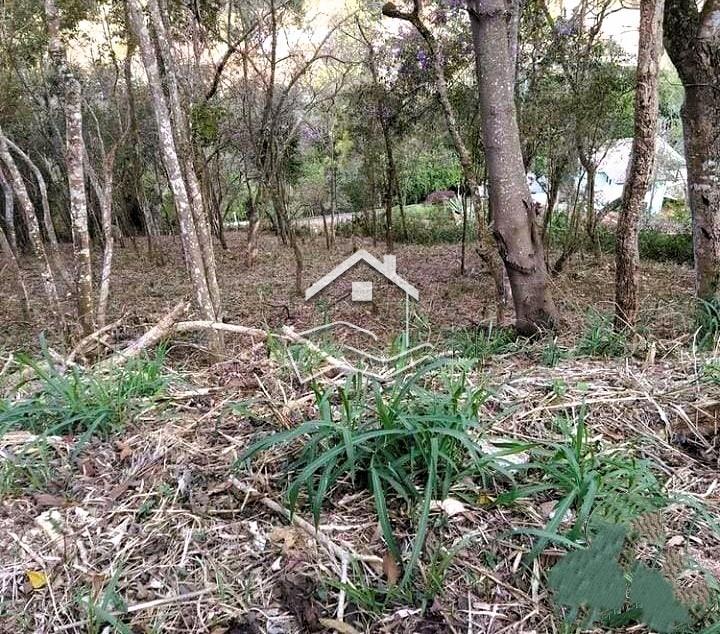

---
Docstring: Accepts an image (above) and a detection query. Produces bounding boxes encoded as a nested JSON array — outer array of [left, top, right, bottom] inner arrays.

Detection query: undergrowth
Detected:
[[0, 350, 168, 495], [239, 364, 526, 588], [575, 310, 628, 358]]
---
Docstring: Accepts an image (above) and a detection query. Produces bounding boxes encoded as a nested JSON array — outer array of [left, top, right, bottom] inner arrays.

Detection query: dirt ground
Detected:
[[0, 231, 696, 352], [1, 231, 717, 634]]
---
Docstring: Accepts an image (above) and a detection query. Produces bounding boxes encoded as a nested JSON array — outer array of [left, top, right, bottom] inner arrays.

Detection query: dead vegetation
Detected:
[[1, 234, 718, 633]]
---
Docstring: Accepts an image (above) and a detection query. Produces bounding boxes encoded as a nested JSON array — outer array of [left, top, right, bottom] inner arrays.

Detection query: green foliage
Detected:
[[448, 326, 520, 362], [340, 204, 470, 245], [638, 231, 693, 265], [399, 150, 463, 205], [0, 351, 167, 439], [549, 215, 693, 265], [0, 350, 167, 495], [695, 299, 720, 350], [512, 410, 666, 557], [191, 103, 226, 146], [576, 311, 628, 358], [541, 338, 568, 367], [238, 366, 523, 584]]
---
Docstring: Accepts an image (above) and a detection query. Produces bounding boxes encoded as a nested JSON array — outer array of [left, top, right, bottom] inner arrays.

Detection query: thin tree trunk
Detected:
[[0, 164, 16, 253], [467, 0, 558, 333], [5, 139, 64, 266], [126, 0, 222, 354], [615, 0, 664, 329], [0, 130, 62, 320], [85, 149, 117, 329], [46, 0, 95, 336], [0, 224, 31, 320]]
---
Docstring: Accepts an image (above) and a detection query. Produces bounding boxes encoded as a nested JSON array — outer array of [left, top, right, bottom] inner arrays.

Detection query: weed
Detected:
[[541, 338, 568, 367], [511, 410, 666, 559], [238, 364, 525, 585], [0, 351, 167, 439], [0, 350, 167, 495], [695, 298, 720, 350], [448, 325, 520, 362], [575, 311, 628, 358]]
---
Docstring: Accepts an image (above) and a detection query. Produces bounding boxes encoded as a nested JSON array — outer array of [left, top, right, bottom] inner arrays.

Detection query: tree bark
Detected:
[[0, 130, 62, 321], [382, 1, 508, 321], [45, 0, 95, 336], [664, 0, 720, 300], [4, 139, 64, 269], [0, 164, 16, 253], [615, 0, 664, 329], [467, 0, 558, 333], [0, 222, 31, 320], [147, 0, 222, 320], [85, 148, 117, 329], [126, 0, 222, 355]]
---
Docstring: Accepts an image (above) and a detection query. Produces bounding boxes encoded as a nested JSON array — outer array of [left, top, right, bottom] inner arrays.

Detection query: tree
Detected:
[[45, 0, 95, 336], [664, 0, 720, 300], [466, 0, 558, 333], [0, 127, 62, 322], [126, 0, 223, 354], [615, 0, 664, 329], [0, 220, 30, 319], [381, 0, 509, 321], [0, 164, 16, 253]]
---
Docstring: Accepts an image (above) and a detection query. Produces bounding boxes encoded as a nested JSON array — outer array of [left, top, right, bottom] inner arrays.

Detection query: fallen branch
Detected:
[[174, 320, 269, 340], [97, 301, 190, 370], [66, 316, 124, 364], [229, 477, 382, 566], [54, 588, 213, 632]]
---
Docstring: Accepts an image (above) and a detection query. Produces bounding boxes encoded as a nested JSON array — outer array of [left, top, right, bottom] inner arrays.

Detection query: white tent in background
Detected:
[[584, 137, 687, 215]]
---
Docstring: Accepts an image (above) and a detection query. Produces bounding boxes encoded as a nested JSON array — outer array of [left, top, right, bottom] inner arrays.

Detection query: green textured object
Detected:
[[548, 523, 628, 622], [629, 565, 690, 633]]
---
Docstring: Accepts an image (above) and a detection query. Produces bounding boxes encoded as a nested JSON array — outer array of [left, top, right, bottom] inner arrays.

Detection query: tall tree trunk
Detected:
[[664, 0, 720, 300], [0, 223, 31, 320], [0, 164, 16, 253], [615, 0, 664, 329], [467, 0, 558, 333], [126, 0, 222, 354], [0, 130, 62, 320], [45, 0, 95, 336], [147, 0, 222, 321], [382, 1, 508, 321]]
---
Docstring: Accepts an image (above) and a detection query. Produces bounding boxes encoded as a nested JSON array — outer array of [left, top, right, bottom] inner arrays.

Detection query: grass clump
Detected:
[[511, 411, 667, 559], [448, 325, 520, 362], [695, 298, 720, 350], [575, 311, 628, 358], [0, 350, 167, 438], [0, 350, 168, 495], [239, 364, 525, 586]]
